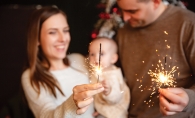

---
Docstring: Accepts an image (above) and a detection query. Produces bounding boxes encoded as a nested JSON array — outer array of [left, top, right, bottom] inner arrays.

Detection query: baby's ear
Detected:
[[111, 53, 118, 64]]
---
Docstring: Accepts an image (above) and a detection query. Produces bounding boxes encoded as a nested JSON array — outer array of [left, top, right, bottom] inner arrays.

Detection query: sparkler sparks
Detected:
[[136, 32, 180, 107], [148, 57, 178, 88], [87, 62, 102, 83], [87, 43, 102, 83]]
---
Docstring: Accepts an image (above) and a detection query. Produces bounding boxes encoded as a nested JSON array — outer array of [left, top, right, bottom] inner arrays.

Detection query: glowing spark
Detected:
[[88, 43, 102, 83], [148, 58, 177, 88], [87, 60, 103, 83], [95, 66, 102, 75], [164, 31, 168, 35]]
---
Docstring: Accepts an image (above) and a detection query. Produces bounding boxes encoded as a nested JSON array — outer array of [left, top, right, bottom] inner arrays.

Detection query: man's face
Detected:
[[117, 0, 156, 28]]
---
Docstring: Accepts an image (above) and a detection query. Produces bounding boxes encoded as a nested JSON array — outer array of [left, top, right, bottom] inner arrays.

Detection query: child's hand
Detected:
[[101, 79, 111, 95]]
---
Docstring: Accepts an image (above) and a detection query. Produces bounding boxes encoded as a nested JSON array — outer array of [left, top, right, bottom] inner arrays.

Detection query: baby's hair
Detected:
[[90, 36, 118, 54]]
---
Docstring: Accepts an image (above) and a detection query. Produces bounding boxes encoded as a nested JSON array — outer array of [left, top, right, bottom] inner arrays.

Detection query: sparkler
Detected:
[[86, 43, 102, 84], [97, 43, 101, 83], [148, 57, 177, 88]]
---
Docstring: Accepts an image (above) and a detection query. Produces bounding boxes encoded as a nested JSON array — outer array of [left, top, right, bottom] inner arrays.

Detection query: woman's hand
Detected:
[[159, 88, 189, 115], [73, 83, 104, 115]]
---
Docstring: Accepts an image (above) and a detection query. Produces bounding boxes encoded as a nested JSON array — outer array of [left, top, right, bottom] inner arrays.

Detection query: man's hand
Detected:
[[159, 88, 189, 115]]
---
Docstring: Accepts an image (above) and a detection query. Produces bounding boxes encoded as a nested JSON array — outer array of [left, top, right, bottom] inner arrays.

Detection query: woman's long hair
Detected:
[[27, 6, 68, 98]]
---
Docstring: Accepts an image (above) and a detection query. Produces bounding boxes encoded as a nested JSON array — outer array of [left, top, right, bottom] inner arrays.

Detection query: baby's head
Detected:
[[88, 37, 118, 70]]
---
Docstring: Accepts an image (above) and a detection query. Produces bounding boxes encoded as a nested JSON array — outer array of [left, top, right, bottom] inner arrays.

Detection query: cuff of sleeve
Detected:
[[183, 89, 195, 112], [65, 95, 78, 116], [55, 95, 79, 117]]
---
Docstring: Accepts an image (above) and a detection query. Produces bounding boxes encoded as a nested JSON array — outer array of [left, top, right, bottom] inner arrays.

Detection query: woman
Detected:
[[21, 6, 104, 118]]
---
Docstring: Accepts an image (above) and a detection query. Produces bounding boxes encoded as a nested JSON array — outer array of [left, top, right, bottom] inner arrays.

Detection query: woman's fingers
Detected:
[[76, 97, 94, 108], [75, 94, 95, 115], [73, 86, 104, 101], [73, 83, 104, 115], [73, 83, 103, 93], [76, 104, 90, 115]]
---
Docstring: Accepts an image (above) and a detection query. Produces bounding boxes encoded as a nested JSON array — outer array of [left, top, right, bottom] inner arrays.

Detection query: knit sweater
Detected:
[[92, 65, 130, 118], [21, 67, 94, 118], [117, 4, 195, 118]]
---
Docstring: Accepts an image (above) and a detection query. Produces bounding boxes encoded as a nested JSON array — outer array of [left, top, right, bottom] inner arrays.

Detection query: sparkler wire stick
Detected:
[[97, 43, 101, 83], [164, 56, 167, 71]]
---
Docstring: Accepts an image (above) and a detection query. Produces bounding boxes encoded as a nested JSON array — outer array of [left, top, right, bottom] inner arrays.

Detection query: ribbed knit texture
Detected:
[[22, 67, 94, 118], [117, 4, 195, 118], [92, 65, 130, 118]]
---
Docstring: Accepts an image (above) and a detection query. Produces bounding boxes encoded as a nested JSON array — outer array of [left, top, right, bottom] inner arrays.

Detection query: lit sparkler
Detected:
[[148, 57, 178, 88], [97, 43, 102, 82], [88, 43, 102, 83]]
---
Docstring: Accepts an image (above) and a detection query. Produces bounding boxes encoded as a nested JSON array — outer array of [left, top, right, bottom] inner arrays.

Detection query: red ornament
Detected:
[[91, 33, 97, 39], [91, 30, 98, 39], [105, 13, 110, 19], [99, 12, 104, 19], [113, 8, 118, 13], [99, 12, 110, 19]]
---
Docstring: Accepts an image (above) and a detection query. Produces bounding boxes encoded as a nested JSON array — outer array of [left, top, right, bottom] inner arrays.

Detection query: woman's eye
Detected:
[[49, 31, 56, 34], [63, 29, 69, 33]]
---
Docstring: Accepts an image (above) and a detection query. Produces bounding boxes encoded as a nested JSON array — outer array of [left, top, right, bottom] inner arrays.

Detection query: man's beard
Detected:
[[128, 19, 145, 28]]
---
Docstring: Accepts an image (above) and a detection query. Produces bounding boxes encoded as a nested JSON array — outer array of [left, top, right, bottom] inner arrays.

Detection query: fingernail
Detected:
[[97, 83, 102, 87]]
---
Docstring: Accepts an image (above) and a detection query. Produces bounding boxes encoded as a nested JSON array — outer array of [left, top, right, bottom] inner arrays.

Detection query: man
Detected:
[[116, 0, 195, 117]]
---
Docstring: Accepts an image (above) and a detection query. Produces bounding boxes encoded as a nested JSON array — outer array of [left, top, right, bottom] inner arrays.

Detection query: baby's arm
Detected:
[[102, 79, 111, 95], [101, 77, 123, 104]]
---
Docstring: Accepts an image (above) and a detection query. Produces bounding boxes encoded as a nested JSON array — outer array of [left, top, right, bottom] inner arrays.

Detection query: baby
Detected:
[[88, 37, 130, 118]]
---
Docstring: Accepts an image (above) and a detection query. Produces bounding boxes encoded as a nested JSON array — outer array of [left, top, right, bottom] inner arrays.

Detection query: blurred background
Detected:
[[0, 0, 194, 117]]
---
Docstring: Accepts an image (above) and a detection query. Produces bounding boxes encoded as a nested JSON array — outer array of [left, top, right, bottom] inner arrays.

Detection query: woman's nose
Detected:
[[58, 32, 65, 42]]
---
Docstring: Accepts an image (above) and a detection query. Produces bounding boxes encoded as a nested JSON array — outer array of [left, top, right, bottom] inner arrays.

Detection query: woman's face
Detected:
[[40, 13, 70, 62]]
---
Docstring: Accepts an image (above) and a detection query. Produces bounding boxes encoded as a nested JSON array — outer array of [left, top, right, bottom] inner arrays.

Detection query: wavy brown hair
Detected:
[[27, 6, 69, 98]]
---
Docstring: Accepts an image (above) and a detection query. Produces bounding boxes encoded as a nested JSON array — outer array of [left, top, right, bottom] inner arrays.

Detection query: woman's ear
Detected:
[[37, 41, 40, 46], [111, 53, 118, 64]]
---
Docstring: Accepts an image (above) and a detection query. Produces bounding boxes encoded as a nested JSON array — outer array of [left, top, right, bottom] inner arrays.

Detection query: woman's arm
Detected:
[[21, 69, 78, 118]]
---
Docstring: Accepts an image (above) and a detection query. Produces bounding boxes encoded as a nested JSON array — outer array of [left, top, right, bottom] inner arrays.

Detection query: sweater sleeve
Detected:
[[102, 68, 124, 104], [21, 69, 78, 118], [182, 21, 195, 112], [101, 78, 122, 104]]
